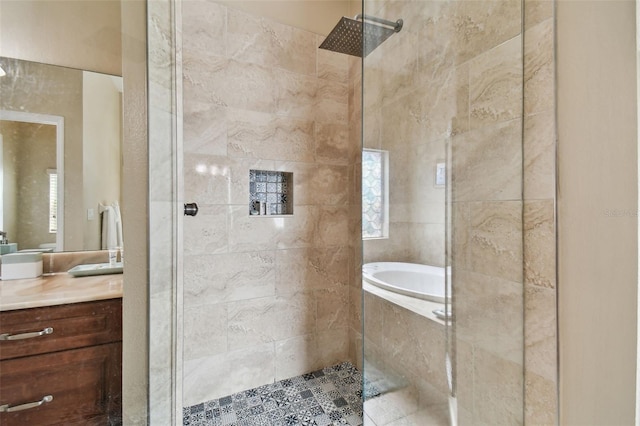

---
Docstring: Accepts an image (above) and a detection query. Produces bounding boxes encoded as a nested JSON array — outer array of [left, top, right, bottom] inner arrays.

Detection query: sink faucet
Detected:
[[0, 231, 7, 244]]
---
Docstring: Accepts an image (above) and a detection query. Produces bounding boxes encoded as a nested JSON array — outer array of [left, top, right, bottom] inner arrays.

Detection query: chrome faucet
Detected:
[[0, 231, 7, 245]]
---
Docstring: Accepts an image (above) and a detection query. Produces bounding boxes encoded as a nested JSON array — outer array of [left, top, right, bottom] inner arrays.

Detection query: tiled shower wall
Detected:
[[179, 1, 359, 406]]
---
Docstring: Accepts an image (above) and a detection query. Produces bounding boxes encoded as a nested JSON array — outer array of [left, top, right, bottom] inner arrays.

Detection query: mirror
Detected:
[[0, 56, 123, 252]]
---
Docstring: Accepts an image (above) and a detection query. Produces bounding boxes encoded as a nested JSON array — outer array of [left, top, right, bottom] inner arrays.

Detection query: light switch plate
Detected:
[[435, 162, 446, 187]]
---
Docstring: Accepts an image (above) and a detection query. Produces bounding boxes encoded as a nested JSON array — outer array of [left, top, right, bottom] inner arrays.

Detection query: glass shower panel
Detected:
[[361, 0, 525, 425]]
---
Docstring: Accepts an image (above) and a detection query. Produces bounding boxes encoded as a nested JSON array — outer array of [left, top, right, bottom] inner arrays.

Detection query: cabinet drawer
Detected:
[[0, 342, 121, 425], [0, 299, 122, 360]]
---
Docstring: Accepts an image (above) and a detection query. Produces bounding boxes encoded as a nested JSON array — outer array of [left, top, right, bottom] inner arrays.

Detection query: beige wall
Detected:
[[1, 122, 19, 244], [557, 1, 638, 424], [83, 72, 123, 250], [0, 0, 122, 75]]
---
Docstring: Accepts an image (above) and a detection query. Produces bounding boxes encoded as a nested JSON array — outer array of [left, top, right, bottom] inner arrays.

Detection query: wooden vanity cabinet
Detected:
[[0, 299, 122, 425]]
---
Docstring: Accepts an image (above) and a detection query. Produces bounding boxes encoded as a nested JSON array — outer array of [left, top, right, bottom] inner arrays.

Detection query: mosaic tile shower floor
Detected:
[[183, 362, 379, 426]]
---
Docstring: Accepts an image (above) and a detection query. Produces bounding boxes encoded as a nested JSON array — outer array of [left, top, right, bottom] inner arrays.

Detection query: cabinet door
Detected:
[[0, 343, 122, 425], [0, 299, 122, 360]]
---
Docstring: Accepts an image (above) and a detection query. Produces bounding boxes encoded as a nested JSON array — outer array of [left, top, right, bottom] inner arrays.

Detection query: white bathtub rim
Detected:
[[362, 262, 451, 303]]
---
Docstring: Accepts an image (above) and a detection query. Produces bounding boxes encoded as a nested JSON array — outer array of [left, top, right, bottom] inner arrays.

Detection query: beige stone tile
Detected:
[[183, 303, 227, 361], [452, 62, 470, 136], [364, 384, 420, 426], [183, 204, 228, 255], [363, 222, 414, 264], [183, 251, 275, 307], [469, 201, 523, 283], [363, 105, 382, 149], [275, 334, 324, 380], [273, 70, 317, 120], [315, 122, 350, 166], [452, 0, 522, 65], [182, 54, 230, 108], [315, 78, 349, 124], [452, 119, 522, 202], [183, 102, 227, 156], [349, 284, 363, 332], [454, 339, 474, 420], [183, 153, 230, 204], [363, 292, 385, 348], [272, 161, 315, 206], [227, 109, 315, 162], [525, 285, 557, 380], [525, 0, 554, 29], [524, 19, 554, 115], [452, 202, 470, 270], [469, 35, 523, 129], [525, 369, 558, 426], [385, 404, 450, 426], [315, 205, 350, 247], [182, 343, 275, 406], [472, 346, 524, 425], [316, 284, 349, 332], [317, 328, 350, 367], [275, 247, 349, 295], [524, 111, 556, 200], [181, 0, 226, 60], [312, 164, 350, 205], [524, 200, 556, 288], [227, 8, 316, 76], [227, 293, 315, 351], [317, 35, 349, 83], [454, 269, 524, 364], [274, 206, 317, 249]]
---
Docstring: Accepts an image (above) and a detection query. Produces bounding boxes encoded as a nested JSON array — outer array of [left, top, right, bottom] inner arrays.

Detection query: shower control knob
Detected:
[[184, 203, 199, 217]]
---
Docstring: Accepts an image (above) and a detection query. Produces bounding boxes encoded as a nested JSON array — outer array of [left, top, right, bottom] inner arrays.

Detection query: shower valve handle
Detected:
[[184, 203, 199, 217]]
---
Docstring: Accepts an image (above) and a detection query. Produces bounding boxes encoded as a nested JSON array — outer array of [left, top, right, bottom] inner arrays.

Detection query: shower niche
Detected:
[[249, 169, 293, 216]]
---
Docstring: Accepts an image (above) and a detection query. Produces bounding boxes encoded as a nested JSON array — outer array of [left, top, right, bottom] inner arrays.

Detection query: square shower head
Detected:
[[319, 16, 399, 58]]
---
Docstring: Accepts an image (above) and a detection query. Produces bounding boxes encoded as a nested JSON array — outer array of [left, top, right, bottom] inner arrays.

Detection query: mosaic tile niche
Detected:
[[249, 170, 293, 216]]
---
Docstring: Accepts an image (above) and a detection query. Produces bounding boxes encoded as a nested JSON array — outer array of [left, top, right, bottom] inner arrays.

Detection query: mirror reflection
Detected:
[[0, 57, 123, 252]]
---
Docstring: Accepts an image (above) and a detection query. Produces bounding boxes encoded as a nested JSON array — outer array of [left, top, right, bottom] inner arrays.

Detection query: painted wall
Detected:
[[557, 1, 638, 424], [180, 0, 357, 406]]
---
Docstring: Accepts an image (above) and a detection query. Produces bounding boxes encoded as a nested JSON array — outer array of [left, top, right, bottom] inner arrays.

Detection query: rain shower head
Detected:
[[319, 14, 403, 58]]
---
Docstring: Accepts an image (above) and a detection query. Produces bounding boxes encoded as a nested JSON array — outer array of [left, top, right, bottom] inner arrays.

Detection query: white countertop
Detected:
[[0, 272, 123, 311]]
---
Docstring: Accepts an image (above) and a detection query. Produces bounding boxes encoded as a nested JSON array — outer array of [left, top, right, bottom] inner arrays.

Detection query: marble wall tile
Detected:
[[316, 284, 349, 332], [454, 269, 524, 364], [317, 35, 349, 84], [452, 202, 470, 270], [182, 54, 231, 108], [181, 0, 226, 60], [469, 201, 523, 283], [315, 205, 350, 247], [524, 200, 556, 288], [182, 343, 275, 406], [184, 153, 230, 204], [317, 328, 350, 367], [183, 204, 228, 255], [227, 8, 316, 76], [227, 109, 315, 162], [275, 247, 349, 295], [452, 62, 470, 136], [315, 122, 350, 166], [183, 251, 275, 307], [275, 334, 324, 381], [524, 111, 556, 200], [228, 157, 277, 205], [452, 0, 522, 65], [525, 0, 554, 29], [524, 369, 558, 426], [472, 346, 524, 425], [452, 119, 522, 202], [524, 19, 554, 115], [312, 164, 350, 205], [273, 70, 318, 119], [315, 79, 349, 124], [524, 285, 557, 381], [227, 293, 315, 351], [183, 102, 227, 156], [183, 303, 228, 361], [469, 35, 523, 129]]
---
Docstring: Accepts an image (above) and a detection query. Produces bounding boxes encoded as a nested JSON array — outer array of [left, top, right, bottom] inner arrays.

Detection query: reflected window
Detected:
[[48, 169, 57, 233], [362, 149, 389, 239]]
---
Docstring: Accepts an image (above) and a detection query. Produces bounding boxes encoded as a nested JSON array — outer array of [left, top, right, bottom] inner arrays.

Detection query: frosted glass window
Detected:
[[362, 149, 388, 239]]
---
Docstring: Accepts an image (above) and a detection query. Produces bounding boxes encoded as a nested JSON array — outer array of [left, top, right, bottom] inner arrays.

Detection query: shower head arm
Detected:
[[354, 14, 403, 32]]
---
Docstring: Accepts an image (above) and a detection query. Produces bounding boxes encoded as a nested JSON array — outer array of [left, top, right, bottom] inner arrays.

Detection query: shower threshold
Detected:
[[183, 362, 374, 426]]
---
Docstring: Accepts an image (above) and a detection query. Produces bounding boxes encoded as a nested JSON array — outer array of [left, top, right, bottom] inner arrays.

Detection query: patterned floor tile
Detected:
[[184, 362, 365, 426]]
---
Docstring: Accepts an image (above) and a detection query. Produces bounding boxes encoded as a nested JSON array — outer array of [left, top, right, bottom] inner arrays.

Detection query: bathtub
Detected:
[[362, 262, 450, 303]]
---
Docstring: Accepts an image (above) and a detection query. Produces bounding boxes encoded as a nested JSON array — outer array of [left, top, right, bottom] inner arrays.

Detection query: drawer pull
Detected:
[[0, 395, 53, 413], [0, 327, 54, 341]]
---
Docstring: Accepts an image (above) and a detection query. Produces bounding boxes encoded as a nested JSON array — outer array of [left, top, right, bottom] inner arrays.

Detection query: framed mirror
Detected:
[[0, 56, 123, 252]]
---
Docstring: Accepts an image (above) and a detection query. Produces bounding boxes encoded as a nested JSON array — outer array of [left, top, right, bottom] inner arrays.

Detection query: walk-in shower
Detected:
[[319, 14, 403, 57]]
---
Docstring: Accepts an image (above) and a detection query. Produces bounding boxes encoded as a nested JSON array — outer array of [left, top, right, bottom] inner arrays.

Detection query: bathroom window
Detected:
[[48, 169, 57, 233], [362, 149, 389, 239]]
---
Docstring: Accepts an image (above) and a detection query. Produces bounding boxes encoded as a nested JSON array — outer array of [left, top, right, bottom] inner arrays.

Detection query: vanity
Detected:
[[0, 273, 123, 425]]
